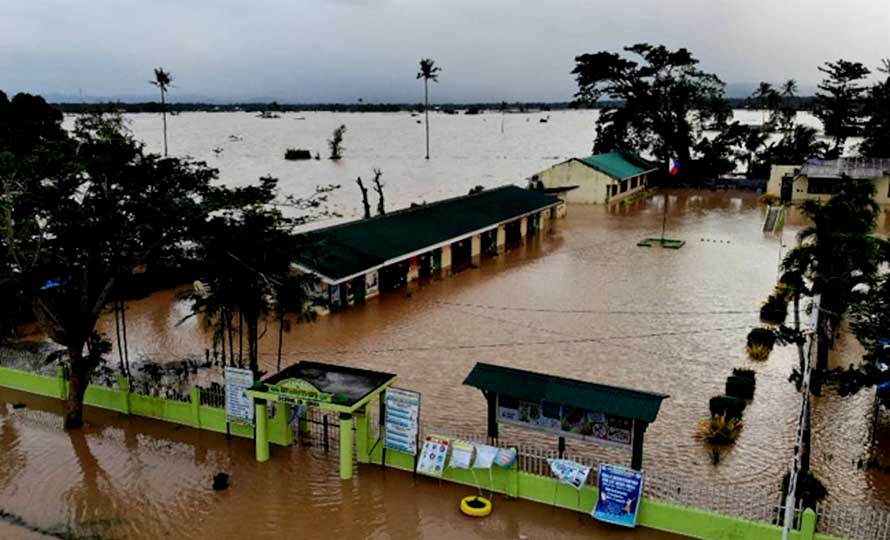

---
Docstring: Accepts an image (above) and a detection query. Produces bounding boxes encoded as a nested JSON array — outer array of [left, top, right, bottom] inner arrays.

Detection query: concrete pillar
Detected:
[[471, 235, 481, 257], [339, 413, 354, 479], [520, 217, 528, 238], [255, 400, 270, 462], [355, 405, 370, 464], [118, 376, 131, 415], [631, 421, 646, 470], [496, 225, 506, 253], [440, 245, 452, 273], [190, 386, 200, 427], [799, 508, 817, 540], [56, 365, 68, 399]]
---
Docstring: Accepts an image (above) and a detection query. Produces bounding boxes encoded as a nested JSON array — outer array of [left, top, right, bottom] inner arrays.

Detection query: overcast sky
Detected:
[[2, 0, 888, 103]]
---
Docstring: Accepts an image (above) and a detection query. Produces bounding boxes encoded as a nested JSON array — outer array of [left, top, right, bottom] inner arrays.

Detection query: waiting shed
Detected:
[[463, 362, 669, 470], [247, 361, 397, 479]]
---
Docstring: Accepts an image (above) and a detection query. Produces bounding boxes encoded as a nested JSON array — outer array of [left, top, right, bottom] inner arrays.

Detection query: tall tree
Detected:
[[149, 67, 174, 156], [813, 59, 870, 159], [1, 99, 217, 428], [750, 82, 780, 124], [417, 58, 441, 159], [572, 44, 726, 177], [860, 59, 890, 158], [780, 177, 883, 393], [273, 273, 318, 372]]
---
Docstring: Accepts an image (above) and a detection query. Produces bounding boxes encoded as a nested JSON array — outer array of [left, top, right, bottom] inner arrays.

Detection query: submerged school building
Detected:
[[294, 185, 564, 310], [531, 150, 658, 204]]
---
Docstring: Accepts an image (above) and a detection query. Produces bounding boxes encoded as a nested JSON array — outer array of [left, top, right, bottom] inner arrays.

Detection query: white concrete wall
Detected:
[[535, 160, 649, 204], [535, 160, 609, 204], [766, 165, 799, 197], [781, 173, 890, 204]]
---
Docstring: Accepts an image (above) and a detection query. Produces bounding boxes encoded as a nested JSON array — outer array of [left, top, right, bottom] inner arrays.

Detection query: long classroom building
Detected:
[[294, 185, 564, 310]]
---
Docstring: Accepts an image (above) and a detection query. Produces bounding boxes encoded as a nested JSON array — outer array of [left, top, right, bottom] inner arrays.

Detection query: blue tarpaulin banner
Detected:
[[592, 464, 644, 528]]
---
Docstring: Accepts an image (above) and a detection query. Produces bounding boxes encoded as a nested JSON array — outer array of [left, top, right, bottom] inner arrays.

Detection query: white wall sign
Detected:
[[225, 366, 254, 425]]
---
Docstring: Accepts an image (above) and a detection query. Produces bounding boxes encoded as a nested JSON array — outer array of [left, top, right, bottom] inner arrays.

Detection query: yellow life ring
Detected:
[[460, 496, 492, 517]]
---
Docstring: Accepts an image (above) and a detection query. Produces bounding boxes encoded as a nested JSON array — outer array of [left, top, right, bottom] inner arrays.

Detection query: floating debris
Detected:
[[212, 472, 230, 491]]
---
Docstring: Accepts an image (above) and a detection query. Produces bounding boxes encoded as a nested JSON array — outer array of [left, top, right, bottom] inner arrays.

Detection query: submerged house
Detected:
[[767, 159, 890, 204], [293, 185, 563, 311], [531, 150, 658, 204]]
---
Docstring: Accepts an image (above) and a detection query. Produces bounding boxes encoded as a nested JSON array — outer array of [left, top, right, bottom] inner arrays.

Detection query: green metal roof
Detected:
[[463, 362, 668, 424], [576, 151, 658, 181], [295, 186, 560, 282]]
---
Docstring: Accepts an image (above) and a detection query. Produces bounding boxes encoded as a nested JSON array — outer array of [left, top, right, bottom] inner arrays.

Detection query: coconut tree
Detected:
[[416, 58, 441, 159], [273, 273, 319, 372], [149, 67, 174, 156]]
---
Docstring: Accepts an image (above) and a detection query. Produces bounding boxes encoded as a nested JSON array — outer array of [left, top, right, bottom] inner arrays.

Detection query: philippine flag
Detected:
[[668, 159, 680, 176]]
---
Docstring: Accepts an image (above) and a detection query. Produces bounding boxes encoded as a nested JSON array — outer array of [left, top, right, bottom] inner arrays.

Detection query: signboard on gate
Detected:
[[384, 387, 420, 455], [592, 464, 645, 528], [225, 367, 254, 425]]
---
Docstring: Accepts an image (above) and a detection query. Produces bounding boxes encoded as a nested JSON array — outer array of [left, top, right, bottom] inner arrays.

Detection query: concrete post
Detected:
[[440, 245, 452, 275], [56, 365, 67, 399], [355, 405, 370, 464], [118, 376, 131, 415], [339, 413, 354, 479], [190, 386, 201, 427], [496, 225, 506, 253], [471, 234, 481, 259], [520, 217, 528, 239], [255, 400, 270, 462], [798, 508, 817, 540], [631, 421, 646, 470]]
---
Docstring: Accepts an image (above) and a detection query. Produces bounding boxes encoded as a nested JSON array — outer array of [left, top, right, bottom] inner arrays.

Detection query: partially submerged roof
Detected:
[[801, 158, 890, 179], [295, 186, 560, 283], [463, 362, 668, 423], [575, 151, 658, 180], [264, 361, 396, 407]]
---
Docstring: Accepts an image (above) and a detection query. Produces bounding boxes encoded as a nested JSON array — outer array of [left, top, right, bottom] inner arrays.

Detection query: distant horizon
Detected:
[[11, 81, 820, 106]]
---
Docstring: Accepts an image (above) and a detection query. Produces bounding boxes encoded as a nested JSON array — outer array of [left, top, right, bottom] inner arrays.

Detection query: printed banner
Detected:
[[448, 440, 474, 469], [224, 367, 254, 425], [592, 464, 645, 528], [497, 395, 633, 447], [384, 387, 421, 455], [416, 436, 450, 477], [473, 445, 498, 469], [547, 459, 591, 490]]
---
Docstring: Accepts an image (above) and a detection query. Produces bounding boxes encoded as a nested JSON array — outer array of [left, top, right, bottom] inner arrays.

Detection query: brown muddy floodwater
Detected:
[[3, 189, 890, 540]]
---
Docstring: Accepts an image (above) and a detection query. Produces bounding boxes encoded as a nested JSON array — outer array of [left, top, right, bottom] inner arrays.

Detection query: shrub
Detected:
[[709, 395, 746, 420], [759, 193, 780, 206], [747, 327, 776, 349], [746, 343, 771, 361], [781, 470, 828, 509], [732, 367, 756, 384], [726, 375, 755, 399], [284, 148, 312, 160], [696, 415, 744, 445], [760, 295, 788, 324], [774, 283, 794, 304]]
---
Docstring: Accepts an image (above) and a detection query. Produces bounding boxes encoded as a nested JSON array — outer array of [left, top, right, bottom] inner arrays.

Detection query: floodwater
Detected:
[[3, 111, 888, 538]]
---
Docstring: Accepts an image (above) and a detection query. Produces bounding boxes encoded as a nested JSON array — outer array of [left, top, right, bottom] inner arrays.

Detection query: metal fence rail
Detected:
[[815, 502, 890, 540]]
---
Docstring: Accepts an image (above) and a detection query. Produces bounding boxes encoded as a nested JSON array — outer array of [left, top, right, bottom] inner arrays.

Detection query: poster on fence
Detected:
[[547, 459, 591, 490], [497, 394, 633, 447], [448, 440, 474, 469], [384, 387, 421, 455], [592, 464, 644, 528], [416, 436, 449, 477], [473, 444, 498, 469], [225, 367, 254, 425]]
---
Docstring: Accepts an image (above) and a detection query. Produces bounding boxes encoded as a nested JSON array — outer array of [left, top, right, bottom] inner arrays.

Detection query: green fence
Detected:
[[0, 365, 846, 540], [0, 365, 290, 445]]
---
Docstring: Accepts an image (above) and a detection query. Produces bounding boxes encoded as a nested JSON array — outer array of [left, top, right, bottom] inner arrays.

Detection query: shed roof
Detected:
[[263, 361, 396, 407], [295, 186, 560, 282], [463, 362, 668, 424], [576, 151, 658, 181]]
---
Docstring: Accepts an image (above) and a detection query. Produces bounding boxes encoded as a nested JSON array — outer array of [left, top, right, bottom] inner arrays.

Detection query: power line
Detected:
[[428, 299, 761, 316]]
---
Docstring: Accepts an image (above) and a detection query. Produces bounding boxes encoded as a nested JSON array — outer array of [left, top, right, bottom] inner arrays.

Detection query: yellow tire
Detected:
[[460, 496, 492, 517]]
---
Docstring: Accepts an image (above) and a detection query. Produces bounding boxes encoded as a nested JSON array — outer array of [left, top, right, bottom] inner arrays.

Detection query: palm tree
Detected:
[[273, 274, 318, 372], [416, 58, 441, 159], [150, 67, 174, 156]]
